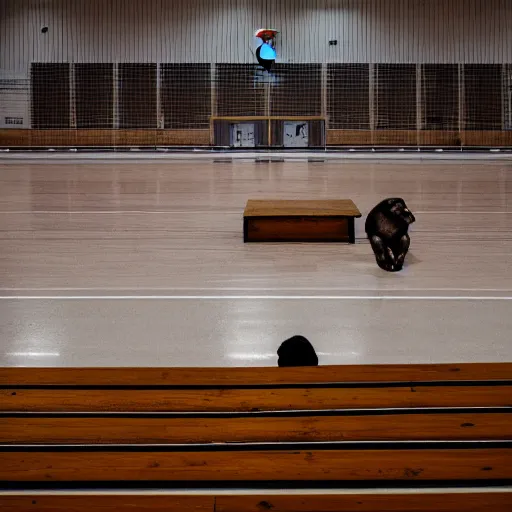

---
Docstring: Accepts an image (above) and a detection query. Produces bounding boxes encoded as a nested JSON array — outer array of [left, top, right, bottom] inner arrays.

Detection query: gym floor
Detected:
[[0, 154, 511, 367]]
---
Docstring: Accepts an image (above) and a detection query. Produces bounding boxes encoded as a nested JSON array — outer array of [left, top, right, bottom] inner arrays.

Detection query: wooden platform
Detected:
[[1, 363, 511, 511], [243, 199, 362, 243]]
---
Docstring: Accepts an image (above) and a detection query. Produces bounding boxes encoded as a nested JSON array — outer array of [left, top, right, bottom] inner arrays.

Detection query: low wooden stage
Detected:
[[243, 199, 362, 243]]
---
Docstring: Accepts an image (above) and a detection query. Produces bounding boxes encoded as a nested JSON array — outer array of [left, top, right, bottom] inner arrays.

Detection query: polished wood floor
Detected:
[[0, 157, 511, 367]]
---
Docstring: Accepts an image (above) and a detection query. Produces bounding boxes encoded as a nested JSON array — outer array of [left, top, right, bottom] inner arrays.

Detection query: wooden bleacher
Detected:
[[0, 363, 511, 511]]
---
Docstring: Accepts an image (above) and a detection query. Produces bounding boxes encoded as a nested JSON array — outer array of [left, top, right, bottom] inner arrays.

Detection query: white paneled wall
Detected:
[[1, 0, 511, 75], [1, 0, 510, 135]]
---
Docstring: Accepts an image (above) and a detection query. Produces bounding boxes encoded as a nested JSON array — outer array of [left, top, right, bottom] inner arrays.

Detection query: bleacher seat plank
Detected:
[[1, 362, 511, 386], [0, 494, 213, 512], [215, 492, 512, 512], [2, 363, 511, 500], [3, 384, 511, 412], [1, 492, 511, 512], [2, 412, 511, 444], [2, 446, 511, 482]]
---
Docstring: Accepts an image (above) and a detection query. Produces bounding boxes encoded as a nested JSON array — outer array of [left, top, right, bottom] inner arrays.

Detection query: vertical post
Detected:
[[156, 63, 162, 130], [321, 63, 327, 125], [210, 63, 216, 145], [507, 64, 512, 130], [458, 63, 464, 148], [113, 63, 119, 129], [369, 63, 375, 146], [416, 64, 422, 147], [501, 63, 507, 131], [266, 79, 271, 146], [27, 68, 32, 131], [113, 63, 119, 148], [321, 63, 328, 148], [69, 63, 76, 129]]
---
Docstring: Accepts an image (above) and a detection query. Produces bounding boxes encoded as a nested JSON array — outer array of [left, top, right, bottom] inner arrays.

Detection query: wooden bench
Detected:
[[243, 200, 362, 243], [1, 363, 511, 511]]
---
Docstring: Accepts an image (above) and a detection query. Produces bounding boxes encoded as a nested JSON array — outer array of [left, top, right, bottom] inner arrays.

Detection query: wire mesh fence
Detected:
[[0, 62, 511, 148]]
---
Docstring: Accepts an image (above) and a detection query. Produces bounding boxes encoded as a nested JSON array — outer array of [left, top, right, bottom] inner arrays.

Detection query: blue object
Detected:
[[259, 43, 276, 60]]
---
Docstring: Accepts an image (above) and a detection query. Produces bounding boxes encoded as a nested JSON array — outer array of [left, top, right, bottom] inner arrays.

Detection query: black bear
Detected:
[[277, 335, 318, 367], [365, 198, 416, 272]]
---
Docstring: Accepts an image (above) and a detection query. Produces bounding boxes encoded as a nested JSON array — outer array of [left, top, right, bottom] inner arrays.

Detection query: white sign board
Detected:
[[283, 121, 308, 147], [231, 123, 255, 147]]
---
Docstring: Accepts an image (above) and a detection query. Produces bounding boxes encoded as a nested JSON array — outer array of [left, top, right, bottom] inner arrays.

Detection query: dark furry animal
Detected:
[[277, 335, 318, 367], [365, 198, 416, 272]]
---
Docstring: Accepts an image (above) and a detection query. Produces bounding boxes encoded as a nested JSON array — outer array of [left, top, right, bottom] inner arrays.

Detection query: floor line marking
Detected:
[[0, 211, 241, 215], [0, 211, 510, 215], [2, 150, 512, 161], [2, 288, 511, 292], [1, 295, 511, 300]]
